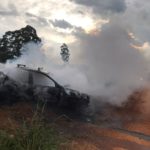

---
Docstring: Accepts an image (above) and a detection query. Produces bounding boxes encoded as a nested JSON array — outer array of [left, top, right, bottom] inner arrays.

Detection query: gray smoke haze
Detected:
[[4, 43, 89, 93], [72, 21, 150, 104], [0, 0, 150, 106], [3, 23, 150, 106]]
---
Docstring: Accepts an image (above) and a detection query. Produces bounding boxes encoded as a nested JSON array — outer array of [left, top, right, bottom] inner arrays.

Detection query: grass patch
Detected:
[[0, 103, 62, 150]]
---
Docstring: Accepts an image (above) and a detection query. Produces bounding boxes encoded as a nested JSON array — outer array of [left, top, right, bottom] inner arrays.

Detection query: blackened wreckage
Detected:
[[0, 65, 90, 111]]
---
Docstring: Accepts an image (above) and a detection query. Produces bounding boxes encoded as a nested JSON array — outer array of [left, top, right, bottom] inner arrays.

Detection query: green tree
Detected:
[[0, 25, 41, 63], [60, 43, 70, 63]]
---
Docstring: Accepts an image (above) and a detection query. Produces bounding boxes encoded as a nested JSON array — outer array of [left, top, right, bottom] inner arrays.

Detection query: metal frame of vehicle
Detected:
[[17, 64, 61, 88]]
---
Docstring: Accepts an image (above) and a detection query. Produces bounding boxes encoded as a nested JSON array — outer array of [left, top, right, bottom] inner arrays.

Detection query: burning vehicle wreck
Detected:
[[0, 64, 90, 111]]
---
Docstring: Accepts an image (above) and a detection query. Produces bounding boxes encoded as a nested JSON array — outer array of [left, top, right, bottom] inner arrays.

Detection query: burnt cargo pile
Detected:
[[0, 65, 90, 111]]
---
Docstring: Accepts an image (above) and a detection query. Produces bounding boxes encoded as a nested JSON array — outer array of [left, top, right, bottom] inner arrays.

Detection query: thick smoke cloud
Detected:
[[70, 0, 127, 15], [73, 21, 149, 104], [5, 21, 150, 106], [1, 0, 150, 106], [3, 18, 150, 105], [5, 43, 89, 94]]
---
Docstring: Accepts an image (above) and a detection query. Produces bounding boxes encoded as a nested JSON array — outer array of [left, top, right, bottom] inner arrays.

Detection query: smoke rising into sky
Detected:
[[74, 21, 150, 104], [2, 34, 149, 105], [0, 0, 150, 105]]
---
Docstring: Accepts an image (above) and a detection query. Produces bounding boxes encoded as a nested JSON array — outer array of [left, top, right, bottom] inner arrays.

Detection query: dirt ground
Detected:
[[0, 89, 150, 150]]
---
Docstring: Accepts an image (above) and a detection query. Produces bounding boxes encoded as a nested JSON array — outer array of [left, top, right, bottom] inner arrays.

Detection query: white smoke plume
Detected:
[[1, 22, 150, 106], [72, 21, 150, 105], [3, 43, 89, 93]]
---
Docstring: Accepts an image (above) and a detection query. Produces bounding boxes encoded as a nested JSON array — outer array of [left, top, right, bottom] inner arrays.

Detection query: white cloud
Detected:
[[70, 0, 127, 15], [0, 0, 101, 44]]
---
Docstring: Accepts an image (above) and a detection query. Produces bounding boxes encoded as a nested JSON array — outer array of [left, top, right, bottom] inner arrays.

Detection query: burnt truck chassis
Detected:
[[0, 65, 90, 112]]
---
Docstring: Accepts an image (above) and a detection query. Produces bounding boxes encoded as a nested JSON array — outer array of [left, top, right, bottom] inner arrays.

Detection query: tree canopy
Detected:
[[0, 25, 41, 63], [60, 43, 70, 63]]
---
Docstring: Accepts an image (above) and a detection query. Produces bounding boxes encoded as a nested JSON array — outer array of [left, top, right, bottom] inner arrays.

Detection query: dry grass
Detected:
[[0, 102, 63, 150]]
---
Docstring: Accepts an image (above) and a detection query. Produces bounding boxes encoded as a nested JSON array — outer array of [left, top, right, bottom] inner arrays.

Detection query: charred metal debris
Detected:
[[0, 65, 90, 111]]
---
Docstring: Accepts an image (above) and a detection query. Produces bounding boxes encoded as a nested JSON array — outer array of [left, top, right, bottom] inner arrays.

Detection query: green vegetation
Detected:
[[0, 103, 62, 150], [0, 25, 41, 63], [60, 43, 70, 63]]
